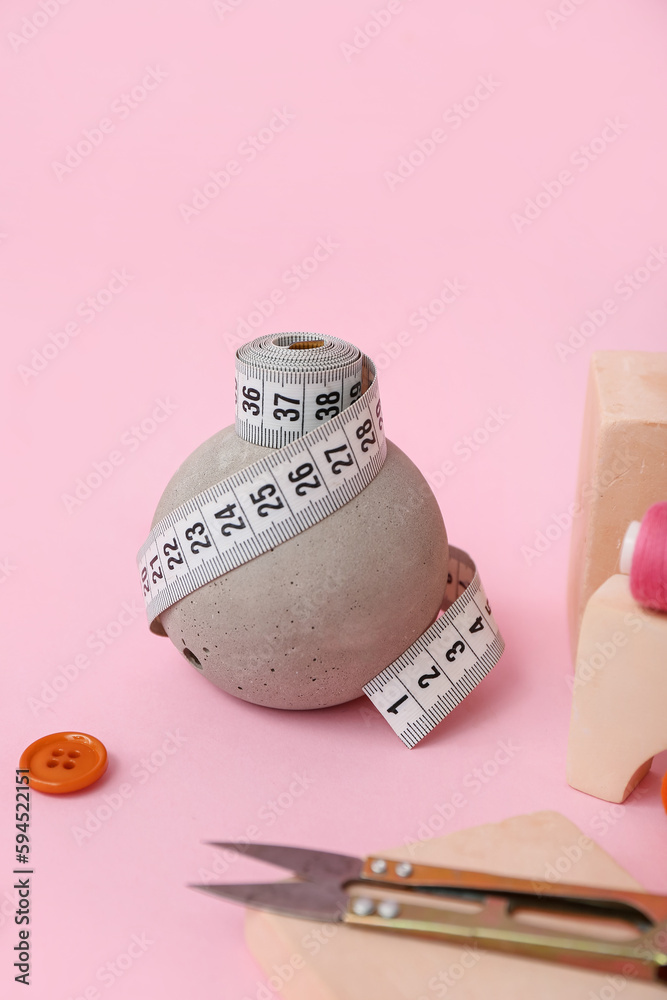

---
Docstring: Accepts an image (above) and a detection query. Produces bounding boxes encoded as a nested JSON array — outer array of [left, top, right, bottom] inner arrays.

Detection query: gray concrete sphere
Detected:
[[152, 425, 449, 709]]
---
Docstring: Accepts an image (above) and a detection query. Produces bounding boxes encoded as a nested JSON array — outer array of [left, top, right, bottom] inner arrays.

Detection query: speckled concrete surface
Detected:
[[151, 425, 449, 709]]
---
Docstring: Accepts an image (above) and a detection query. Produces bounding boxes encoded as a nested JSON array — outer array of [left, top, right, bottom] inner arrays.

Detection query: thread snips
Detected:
[[192, 842, 667, 985]]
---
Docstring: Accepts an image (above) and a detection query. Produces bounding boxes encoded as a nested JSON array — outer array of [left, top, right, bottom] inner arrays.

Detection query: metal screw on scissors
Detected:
[[191, 842, 667, 985]]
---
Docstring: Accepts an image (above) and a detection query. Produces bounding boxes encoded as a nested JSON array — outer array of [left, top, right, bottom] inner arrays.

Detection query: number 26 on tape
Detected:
[[287, 463, 321, 495]]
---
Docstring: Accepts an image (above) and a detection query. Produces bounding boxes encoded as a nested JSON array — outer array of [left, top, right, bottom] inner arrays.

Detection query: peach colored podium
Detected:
[[245, 811, 664, 999], [567, 574, 667, 804], [567, 351, 667, 659]]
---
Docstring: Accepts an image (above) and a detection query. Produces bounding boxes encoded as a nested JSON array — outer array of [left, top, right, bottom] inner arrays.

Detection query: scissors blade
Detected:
[[191, 880, 347, 922], [206, 843, 362, 883]]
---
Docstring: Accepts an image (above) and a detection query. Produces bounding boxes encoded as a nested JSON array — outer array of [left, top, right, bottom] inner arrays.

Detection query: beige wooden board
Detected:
[[245, 811, 664, 999]]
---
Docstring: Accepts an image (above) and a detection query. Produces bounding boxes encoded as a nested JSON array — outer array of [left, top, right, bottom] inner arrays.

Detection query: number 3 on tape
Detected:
[[363, 547, 504, 748], [139, 333, 505, 748]]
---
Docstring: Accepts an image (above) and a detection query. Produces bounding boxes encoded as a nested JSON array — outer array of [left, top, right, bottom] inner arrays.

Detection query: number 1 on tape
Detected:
[[363, 547, 504, 748], [139, 333, 505, 748]]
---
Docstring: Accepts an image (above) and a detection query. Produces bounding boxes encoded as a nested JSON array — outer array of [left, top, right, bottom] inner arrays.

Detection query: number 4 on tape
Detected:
[[363, 547, 504, 748]]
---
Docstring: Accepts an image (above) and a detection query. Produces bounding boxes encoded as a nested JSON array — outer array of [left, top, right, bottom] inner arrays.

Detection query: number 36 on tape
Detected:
[[138, 334, 504, 748]]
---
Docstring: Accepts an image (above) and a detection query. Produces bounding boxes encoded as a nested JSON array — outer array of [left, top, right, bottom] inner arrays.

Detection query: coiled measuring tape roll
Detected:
[[236, 333, 364, 447], [139, 334, 385, 627], [137, 333, 504, 747]]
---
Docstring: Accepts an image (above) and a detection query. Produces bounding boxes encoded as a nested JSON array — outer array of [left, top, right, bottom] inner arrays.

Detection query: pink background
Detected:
[[2, 1, 667, 997]]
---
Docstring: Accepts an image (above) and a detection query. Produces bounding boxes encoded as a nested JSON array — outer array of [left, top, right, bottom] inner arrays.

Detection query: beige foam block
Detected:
[[567, 574, 667, 803], [245, 811, 664, 999], [567, 351, 667, 659]]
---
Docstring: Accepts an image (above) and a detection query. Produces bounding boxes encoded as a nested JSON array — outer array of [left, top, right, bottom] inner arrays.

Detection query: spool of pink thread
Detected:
[[619, 502, 667, 613]]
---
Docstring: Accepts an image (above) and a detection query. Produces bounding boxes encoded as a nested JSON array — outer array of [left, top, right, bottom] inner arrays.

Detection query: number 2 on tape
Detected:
[[139, 332, 504, 748], [363, 547, 504, 748]]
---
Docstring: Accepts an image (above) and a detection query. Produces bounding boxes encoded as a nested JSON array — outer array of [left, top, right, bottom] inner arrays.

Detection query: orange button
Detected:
[[20, 732, 107, 794]]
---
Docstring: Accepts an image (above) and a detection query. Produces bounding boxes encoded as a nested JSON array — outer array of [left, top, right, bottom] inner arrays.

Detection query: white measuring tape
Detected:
[[137, 333, 504, 747], [138, 335, 385, 626], [236, 333, 365, 447], [364, 547, 503, 748]]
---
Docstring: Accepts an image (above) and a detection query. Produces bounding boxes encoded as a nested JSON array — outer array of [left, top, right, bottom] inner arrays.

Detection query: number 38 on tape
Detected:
[[138, 334, 504, 748]]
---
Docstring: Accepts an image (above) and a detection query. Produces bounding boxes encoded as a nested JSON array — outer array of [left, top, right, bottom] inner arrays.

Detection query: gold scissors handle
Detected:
[[343, 858, 667, 984]]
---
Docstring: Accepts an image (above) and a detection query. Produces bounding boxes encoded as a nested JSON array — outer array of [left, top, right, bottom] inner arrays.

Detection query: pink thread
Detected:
[[630, 502, 667, 613]]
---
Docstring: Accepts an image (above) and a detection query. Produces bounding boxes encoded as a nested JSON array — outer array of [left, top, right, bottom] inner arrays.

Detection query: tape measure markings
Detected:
[[236, 335, 364, 447], [363, 548, 503, 748], [138, 334, 504, 747], [139, 374, 386, 624], [389, 633, 504, 747]]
